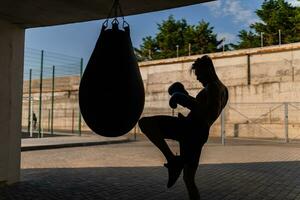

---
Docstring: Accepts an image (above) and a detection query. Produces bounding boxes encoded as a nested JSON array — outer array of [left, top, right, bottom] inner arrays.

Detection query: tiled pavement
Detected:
[[2, 140, 300, 200]]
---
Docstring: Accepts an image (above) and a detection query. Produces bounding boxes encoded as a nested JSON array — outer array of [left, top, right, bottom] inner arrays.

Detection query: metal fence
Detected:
[[20, 48, 300, 143], [220, 102, 300, 145], [132, 102, 300, 144], [22, 48, 83, 138]]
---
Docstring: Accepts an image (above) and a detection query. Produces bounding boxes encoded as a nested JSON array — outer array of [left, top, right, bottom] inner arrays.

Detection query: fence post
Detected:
[[261, 32, 264, 47], [30, 97, 33, 137], [38, 50, 44, 138], [72, 109, 75, 133], [247, 54, 251, 85], [284, 102, 289, 143], [78, 58, 83, 136], [221, 109, 225, 145], [27, 69, 32, 134], [51, 65, 55, 135], [134, 126, 137, 141], [278, 29, 281, 45], [48, 109, 51, 132]]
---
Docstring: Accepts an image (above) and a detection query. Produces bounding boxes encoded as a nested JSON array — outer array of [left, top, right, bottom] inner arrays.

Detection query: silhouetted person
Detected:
[[138, 55, 228, 200], [32, 112, 37, 130]]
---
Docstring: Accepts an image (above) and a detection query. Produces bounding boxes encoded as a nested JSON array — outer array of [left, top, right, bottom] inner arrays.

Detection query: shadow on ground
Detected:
[[1, 161, 300, 200]]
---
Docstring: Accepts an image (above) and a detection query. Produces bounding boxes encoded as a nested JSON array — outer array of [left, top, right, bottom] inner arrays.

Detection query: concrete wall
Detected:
[[139, 43, 300, 104], [22, 42, 300, 139], [22, 76, 81, 132], [0, 19, 25, 184], [138, 42, 300, 139]]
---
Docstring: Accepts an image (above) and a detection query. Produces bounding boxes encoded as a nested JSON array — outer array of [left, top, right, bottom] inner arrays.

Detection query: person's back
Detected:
[[205, 80, 228, 126], [185, 64, 228, 129]]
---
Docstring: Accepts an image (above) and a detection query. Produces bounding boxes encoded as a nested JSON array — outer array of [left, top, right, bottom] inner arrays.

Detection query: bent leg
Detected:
[[138, 116, 176, 162]]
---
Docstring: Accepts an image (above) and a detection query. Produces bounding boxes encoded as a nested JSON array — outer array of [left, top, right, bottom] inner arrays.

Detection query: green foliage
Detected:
[[295, 0, 300, 40], [231, 30, 260, 49], [192, 20, 222, 54], [234, 0, 300, 49], [136, 0, 300, 57], [136, 16, 223, 61]]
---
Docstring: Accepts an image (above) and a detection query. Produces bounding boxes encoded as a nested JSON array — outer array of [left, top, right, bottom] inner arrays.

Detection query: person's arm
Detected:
[[169, 92, 200, 110]]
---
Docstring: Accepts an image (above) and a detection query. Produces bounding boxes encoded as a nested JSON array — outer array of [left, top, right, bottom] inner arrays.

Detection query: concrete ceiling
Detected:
[[1, 0, 215, 28]]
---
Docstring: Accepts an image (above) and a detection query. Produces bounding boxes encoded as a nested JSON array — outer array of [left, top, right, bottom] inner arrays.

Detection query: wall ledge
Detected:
[[139, 42, 300, 67]]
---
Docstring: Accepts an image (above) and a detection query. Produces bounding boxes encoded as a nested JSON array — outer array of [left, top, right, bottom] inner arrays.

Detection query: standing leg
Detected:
[[181, 139, 203, 200], [183, 164, 200, 200]]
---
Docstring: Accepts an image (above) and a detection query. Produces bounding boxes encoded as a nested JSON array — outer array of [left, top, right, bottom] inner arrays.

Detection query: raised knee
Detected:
[[138, 117, 151, 133]]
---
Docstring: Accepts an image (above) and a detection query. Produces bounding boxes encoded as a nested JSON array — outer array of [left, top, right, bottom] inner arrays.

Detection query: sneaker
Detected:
[[164, 156, 184, 188]]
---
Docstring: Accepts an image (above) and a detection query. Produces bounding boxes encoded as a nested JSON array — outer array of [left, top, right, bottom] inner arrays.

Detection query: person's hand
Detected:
[[168, 82, 188, 96], [169, 92, 188, 109]]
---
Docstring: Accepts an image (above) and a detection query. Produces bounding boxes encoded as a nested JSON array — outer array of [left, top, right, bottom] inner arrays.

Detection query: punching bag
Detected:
[[79, 17, 145, 137]]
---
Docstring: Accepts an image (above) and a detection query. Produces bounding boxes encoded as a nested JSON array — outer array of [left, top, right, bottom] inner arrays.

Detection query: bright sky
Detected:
[[25, 0, 300, 66]]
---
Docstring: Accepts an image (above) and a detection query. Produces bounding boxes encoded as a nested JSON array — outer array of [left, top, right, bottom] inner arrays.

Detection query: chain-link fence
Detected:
[[22, 48, 83, 138]]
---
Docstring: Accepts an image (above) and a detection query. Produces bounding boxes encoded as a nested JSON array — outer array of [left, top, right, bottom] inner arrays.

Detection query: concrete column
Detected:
[[0, 19, 25, 184]]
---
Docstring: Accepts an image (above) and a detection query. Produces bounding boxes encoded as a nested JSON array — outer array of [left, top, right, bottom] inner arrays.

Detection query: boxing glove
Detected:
[[169, 92, 189, 109], [168, 82, 188, 96]]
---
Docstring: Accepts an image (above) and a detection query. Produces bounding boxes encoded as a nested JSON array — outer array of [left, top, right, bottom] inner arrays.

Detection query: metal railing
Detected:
[[220, 102, 300, 145], [22, 48, 83, 138], [132, 102, 300, 144]]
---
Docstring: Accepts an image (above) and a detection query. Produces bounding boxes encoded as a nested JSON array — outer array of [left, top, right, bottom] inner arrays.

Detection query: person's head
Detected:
[[190, 55, 219, 86]]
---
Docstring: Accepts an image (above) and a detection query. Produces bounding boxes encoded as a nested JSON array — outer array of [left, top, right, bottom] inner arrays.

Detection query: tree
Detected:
[[192, 20, 222, 54], [295, 0, 300, 40], [136, 15, 222, 61], [234, 0, 300, 49], [136, 36, 159, 61], [231, 30, 260, 49], [155, 16, 190, 59]]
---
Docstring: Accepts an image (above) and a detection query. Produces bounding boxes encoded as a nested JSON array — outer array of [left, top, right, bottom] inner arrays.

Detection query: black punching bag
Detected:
[[79, 20, 145, 137]]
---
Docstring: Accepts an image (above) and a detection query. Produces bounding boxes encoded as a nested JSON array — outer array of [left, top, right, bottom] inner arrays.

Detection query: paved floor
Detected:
[[2, 140, 300, 200]]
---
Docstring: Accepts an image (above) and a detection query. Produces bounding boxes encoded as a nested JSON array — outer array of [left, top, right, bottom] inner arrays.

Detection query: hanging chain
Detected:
[[103, 0, 128, 28]]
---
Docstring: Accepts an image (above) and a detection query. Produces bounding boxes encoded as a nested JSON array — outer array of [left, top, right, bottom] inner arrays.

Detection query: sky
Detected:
[[25, 0, 300, 67]]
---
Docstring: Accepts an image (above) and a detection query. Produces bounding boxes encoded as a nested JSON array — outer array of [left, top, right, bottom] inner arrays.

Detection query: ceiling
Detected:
[[0, 0, 215, 28]]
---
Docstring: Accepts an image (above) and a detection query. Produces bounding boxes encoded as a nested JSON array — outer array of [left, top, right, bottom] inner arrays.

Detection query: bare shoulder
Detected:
[[206, 82, 225, 91], [206, 82, 228, 100]]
